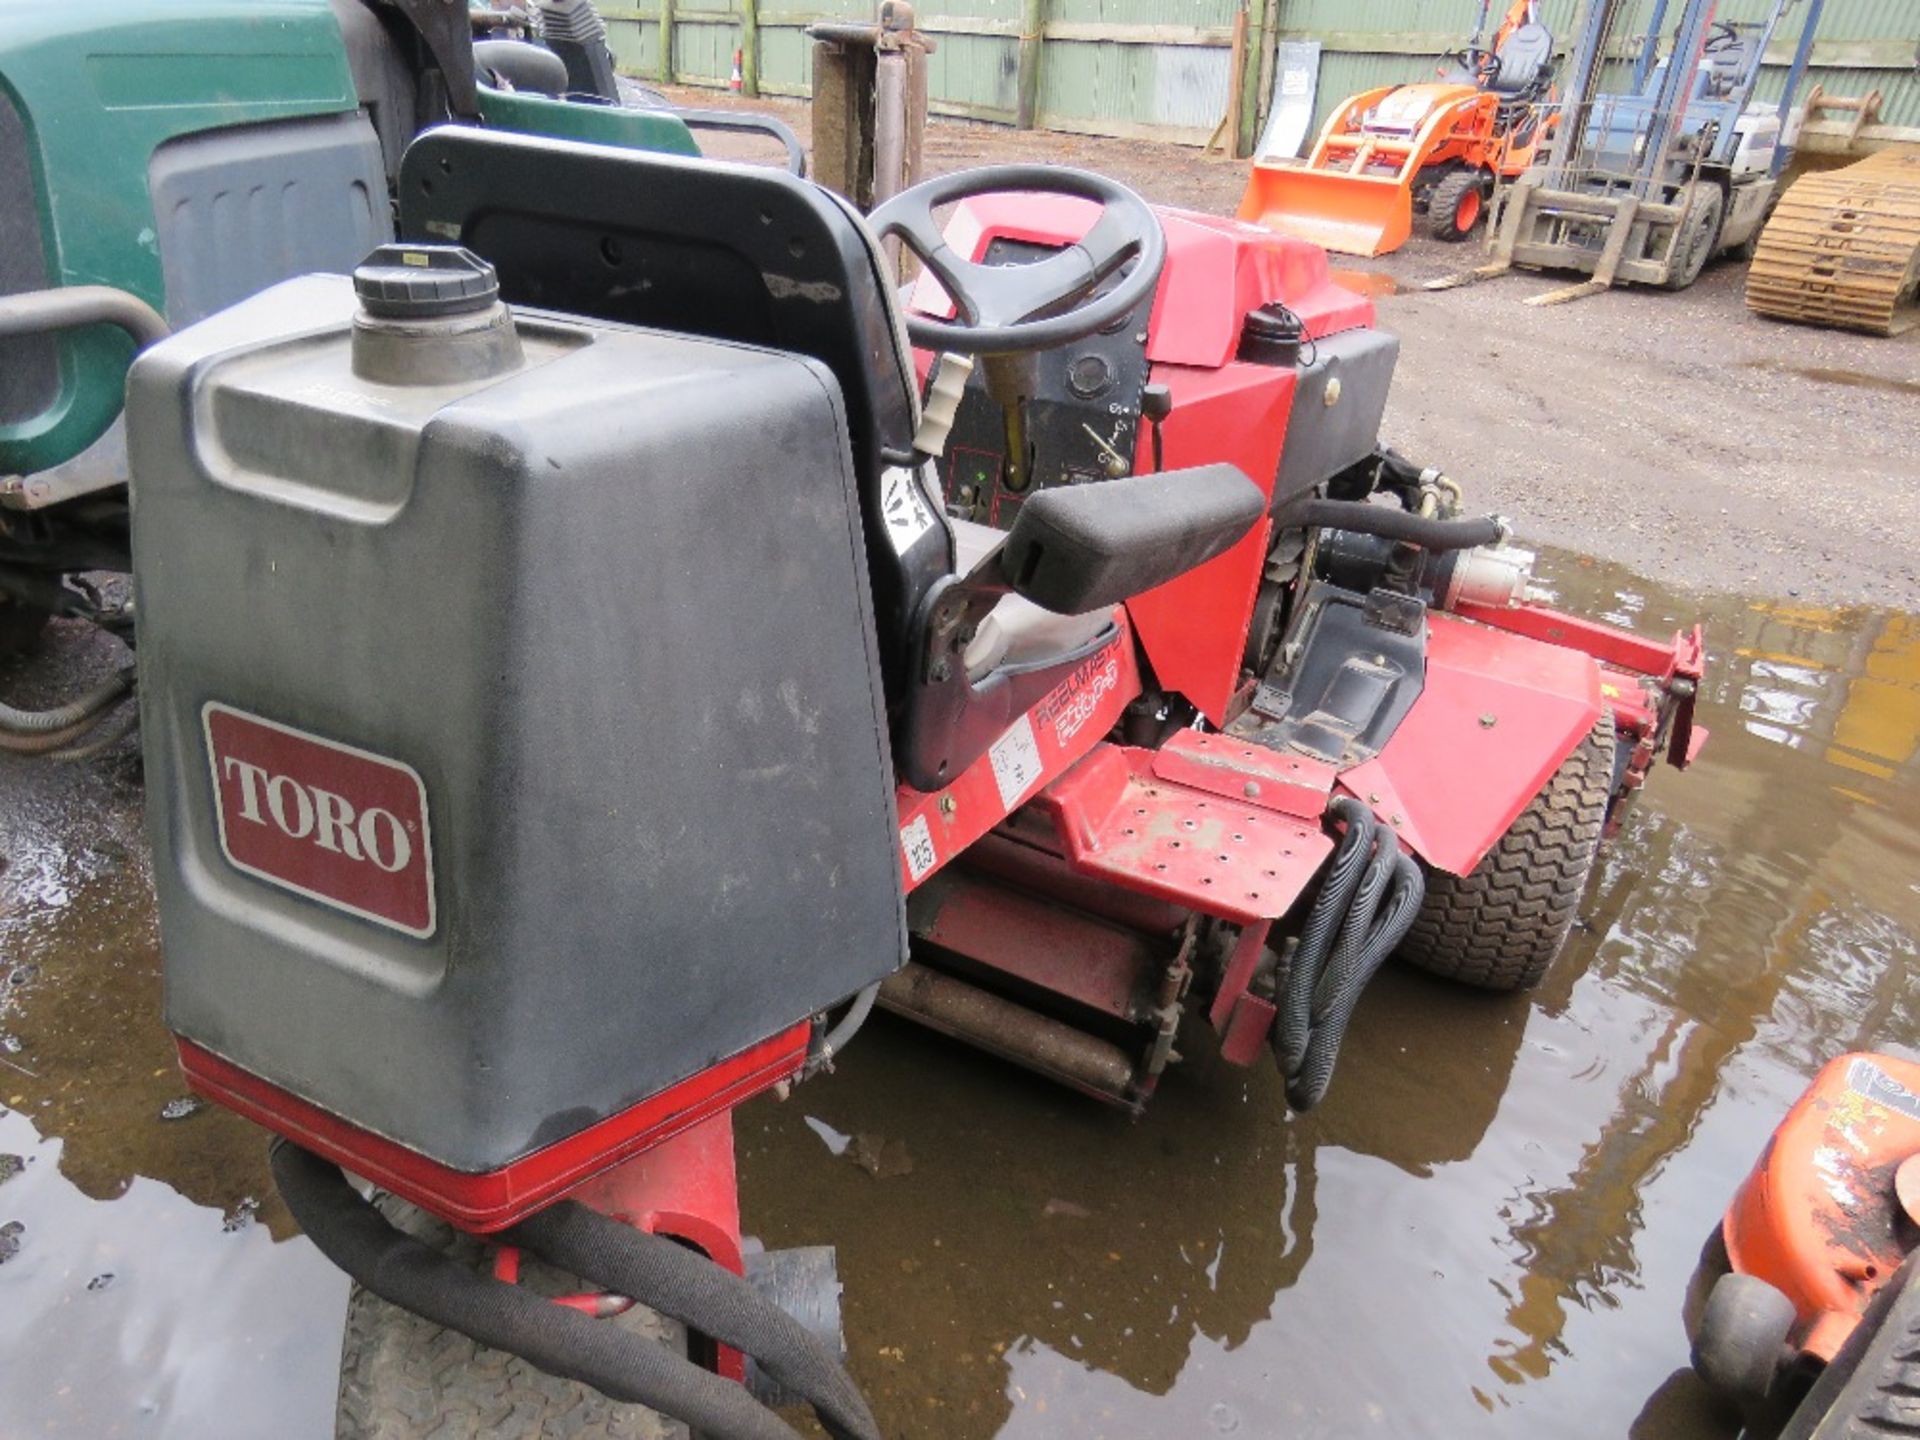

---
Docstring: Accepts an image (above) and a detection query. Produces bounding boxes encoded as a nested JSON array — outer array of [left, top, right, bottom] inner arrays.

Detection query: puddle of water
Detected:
[[0, 1106, 346, 1436], [1739, 357, 1920, 399], [739, 551, 1920, 1439], [1331, 268, 1402, 299], [4, 551, 1919, 1438]]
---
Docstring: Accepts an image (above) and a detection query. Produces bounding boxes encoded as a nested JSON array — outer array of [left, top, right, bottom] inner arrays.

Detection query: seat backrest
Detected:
[[396, 126, 949, 694], [1702, 34, 1757, 98], [1490, 22, 1553, 95]]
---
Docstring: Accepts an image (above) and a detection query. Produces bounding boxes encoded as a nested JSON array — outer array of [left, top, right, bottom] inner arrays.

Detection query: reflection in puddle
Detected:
[[3, 553, 1918, 1437], [0, 1107, 345, 1437]]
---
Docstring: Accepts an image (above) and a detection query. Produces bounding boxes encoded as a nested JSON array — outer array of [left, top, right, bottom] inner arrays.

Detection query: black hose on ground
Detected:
[[1278, 498, 1502, 553], [510, 1203, 880, 1440], [0, 669, 134, 737], [43, 705, 141, 762], [1284, 845, 1425, 1112], [270, 1142, 880, 1440], [1275, 797, 1375, 1079]]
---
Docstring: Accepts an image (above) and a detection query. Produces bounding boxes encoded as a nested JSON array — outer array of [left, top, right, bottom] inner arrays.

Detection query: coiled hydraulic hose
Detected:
[[1286, 845, 1424, 1112], [0, 669, 137, 756], [1274, 797, 1427, 1111], [1278, 498, 1502, 553], [271, 1142, 882, 1440], [1276, 797, 1375, 1078]]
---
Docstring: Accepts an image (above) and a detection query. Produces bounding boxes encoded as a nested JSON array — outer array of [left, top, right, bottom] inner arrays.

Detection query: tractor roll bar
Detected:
[[0, 285, 170, 351]]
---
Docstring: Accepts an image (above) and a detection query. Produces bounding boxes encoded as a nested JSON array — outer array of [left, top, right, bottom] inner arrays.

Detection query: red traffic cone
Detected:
[[730, 47, 743, 91]]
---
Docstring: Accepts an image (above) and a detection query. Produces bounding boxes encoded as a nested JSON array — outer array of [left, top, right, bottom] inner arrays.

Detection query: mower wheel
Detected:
[[1693, 1272, 1797, 1406], [335, 1194, 689, 1440], [1397, 715, 1613, 991], [1428, 170, 1488, 243]]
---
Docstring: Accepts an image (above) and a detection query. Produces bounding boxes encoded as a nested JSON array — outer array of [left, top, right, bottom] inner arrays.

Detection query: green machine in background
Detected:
[[0, 0, 752, 654]]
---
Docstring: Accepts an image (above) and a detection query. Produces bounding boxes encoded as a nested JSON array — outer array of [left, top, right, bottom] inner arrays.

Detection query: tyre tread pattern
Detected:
[[1396, 716, 1613, 992], [1427, 169, 1485, 242]]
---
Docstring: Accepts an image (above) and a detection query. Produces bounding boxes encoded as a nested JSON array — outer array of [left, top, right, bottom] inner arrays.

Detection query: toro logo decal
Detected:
[[203, 702, 436, 939]]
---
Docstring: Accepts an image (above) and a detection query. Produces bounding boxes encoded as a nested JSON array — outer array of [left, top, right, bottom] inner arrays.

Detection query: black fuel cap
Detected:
[[353, 244, 499, 320]]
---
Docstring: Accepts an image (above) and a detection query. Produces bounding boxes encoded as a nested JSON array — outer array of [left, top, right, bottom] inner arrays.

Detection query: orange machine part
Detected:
[[1723, 1052, 1920, 1364]]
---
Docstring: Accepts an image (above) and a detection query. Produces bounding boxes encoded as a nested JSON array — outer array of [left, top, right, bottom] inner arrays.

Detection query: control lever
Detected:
[[1140, 382, 1172, 474]]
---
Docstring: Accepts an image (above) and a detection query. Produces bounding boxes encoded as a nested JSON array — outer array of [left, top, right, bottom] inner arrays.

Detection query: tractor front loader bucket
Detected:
[[1237, 164, 1414, 258]]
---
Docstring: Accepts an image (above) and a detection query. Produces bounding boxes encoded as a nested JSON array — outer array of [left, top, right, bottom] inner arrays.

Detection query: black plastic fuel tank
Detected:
[[128, 248, 906, 1179]]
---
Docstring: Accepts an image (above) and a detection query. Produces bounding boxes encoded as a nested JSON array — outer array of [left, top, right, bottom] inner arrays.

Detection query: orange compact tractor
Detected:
[[1691, 1053, 1920, 1434], [1239, 0, 1556, 256]]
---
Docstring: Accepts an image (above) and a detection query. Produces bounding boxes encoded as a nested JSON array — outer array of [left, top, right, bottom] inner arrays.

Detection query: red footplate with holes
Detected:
[[1037, 740, 1335, 924]]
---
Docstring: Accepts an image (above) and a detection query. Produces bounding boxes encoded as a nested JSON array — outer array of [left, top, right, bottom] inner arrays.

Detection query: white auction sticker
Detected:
[[988, 715, 1045, 811], [880, 466, 937, 554], [901, 813, 938, 883]]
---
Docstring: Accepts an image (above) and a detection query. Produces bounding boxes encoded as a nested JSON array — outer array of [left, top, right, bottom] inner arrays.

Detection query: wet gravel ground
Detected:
[[679, 87, 1920, 612]]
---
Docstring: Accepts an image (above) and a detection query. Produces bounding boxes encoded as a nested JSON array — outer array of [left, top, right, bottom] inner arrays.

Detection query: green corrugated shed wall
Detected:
[[602, 0, 1919, 142]]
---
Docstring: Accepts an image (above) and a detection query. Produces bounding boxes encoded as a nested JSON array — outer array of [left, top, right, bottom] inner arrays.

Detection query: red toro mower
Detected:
[[125, 127, 1702, 1436], [1691, 1053, 1920, 1437]]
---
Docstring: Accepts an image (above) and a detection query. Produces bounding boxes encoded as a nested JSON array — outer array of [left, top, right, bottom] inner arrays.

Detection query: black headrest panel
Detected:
[[1492, 23, 1554, 94], [397, 125, 917, 461]]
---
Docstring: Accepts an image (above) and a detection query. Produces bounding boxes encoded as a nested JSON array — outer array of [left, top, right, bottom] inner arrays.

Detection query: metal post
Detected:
[[657, 0, 674, 85], [1542, 0, 1624, 183], [1015, 0, 1045, 130], [1713, 0, 1791, 165], [1235, 0, 1268, 158], [874, 51, 907, 205], [1632, 0, 1671, 93], [1634, 0, 1716, 197], [740, 0, 760, 98], [1771, 0, 1824, 176]]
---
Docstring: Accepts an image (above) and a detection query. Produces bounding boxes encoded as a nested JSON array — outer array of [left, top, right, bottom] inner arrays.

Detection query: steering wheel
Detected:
[[868, 165, 1166, 355], [1702, 21, 1741, 52], [1445, 45, 1502, 87]]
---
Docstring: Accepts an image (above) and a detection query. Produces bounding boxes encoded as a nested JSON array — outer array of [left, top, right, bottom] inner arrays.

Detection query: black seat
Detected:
[[396, 126, 948, 693], [1490, 22, 1553, 97]]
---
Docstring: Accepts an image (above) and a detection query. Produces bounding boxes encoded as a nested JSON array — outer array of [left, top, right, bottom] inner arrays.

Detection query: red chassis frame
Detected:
[[895, 196, 1707, 1106]]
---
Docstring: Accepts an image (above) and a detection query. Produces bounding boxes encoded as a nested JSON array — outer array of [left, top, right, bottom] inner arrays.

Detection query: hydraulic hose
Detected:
[[1279, 498, 1502, 553], [807, 982, 880, 1076], [510, 1202, 881, 1440], [1313, 835, 1399, 1020], [42, 706, 141, 763], [271, 1143, 881, 1440], [1285, 846, 1425, 1112], [1277, 797, 1374, 1078], [0, 669, 133, 735]]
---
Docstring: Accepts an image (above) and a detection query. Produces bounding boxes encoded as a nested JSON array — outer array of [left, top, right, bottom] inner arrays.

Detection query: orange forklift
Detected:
[[1239, 0, 1556, 256]]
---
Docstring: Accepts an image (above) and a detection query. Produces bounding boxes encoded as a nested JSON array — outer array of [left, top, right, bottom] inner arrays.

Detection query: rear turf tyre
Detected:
[[335, 1195, 689, 1440], [1397, 715, 1613, 992], [1428, 169, 1488, 242]]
